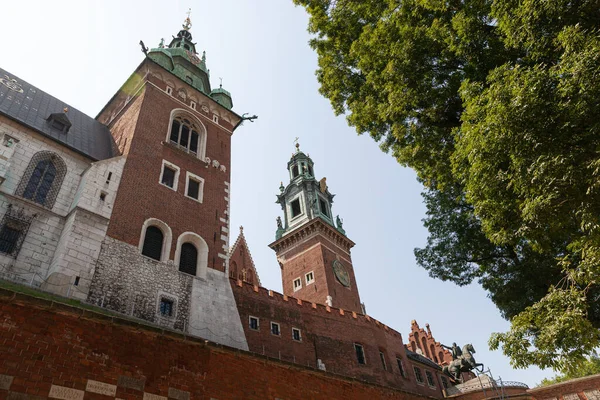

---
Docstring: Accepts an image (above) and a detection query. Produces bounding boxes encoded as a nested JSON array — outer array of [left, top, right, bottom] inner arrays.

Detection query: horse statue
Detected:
[[442, 343, 484, 383]]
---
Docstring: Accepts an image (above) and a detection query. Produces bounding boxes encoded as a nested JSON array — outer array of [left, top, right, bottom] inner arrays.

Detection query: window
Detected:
[[99, 192, 107, 201], [0, 207, 33, 258], [291, 199, 301, 218], [380, 351, 387, 371], [292, 164, 299, 178], [212, 115, 219, 124], [142, 226, 164, 261], [185, 172, 204, 202], [190, 101, 196, 110], [307, 165, 313, 176], [441, 376, 449, 390], [166, 86, 173, 95], [293, 277, 302, 292], [0, 225, 22, 255], [159, 298, 174, 316], [414, 367, 424, 384], [271, 322, 280, 336], [178, 242, 198, 275], [426, 371, 436, 388], [292, 328, 301, 341], [396, 358, 406, 377], [305, 271, 314, 285], [319, 198, 329, 217], [249, 316, 259, 331], [354, 343, 366, 365], [160, 160, 180, 191], [169, 115, 203, 155], [16, 151, 66, 209]]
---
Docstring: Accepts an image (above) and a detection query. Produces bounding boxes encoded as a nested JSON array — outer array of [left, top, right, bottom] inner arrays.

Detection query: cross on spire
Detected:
[[183, 8, 192, 30], [294, 137, 300, 152]]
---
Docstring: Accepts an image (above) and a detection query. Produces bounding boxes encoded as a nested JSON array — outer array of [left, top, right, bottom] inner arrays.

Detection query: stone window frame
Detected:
[[166, 109, 208, 160], [156, 291, 178, 321], [305, 271, 315, 286], [173, 231, 209, 279], [190, 101, 196, 110], [414, 366, 424, 385], [293, 277, 302, 292], [425, 370, 436, 388], [159, 159, 180, 191], [166, 86, 173, 96], [15, 151, 67, 210], [287, 192, 306, 223], [292, 327, 302, 342], [184, 171, 205, 203], [270, 321, 281, 337], [249, 316, 259, 331], [138, 218, 173, 263], [317, 193, 331, 220], [0, 205, 35, 258]]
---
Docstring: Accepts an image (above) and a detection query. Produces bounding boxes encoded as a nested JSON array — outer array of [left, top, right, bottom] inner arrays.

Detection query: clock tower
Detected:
[[269, 144, 362, 313]]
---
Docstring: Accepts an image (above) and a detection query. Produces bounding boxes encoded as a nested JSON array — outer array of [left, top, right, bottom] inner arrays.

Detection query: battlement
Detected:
[[232, 278, 403, 340]]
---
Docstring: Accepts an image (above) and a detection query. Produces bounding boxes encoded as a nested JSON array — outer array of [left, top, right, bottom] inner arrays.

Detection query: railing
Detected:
[[497, 380, 529, 389]]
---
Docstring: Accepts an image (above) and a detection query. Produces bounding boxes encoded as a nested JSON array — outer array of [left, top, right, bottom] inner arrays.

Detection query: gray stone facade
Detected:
[[89, 236, 248, 350]]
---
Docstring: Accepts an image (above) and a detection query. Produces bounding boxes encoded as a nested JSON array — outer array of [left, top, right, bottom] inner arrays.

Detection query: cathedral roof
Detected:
[[0, 68, 116, 161]]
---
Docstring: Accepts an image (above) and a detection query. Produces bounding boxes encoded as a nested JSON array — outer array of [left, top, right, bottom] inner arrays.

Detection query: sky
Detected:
[[0, 0, 553, 387]]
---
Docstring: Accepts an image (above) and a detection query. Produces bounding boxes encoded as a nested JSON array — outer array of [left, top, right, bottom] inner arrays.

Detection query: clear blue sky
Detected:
[[1, 0, 553, 386]]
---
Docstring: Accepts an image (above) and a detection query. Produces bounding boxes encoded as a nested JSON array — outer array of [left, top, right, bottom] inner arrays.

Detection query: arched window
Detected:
[[179, 242, 198, 275], [142, 226, 164, 261], [229, 261, 238, 279], [16, 151, 66, 208], [168, 111, 206, 158]]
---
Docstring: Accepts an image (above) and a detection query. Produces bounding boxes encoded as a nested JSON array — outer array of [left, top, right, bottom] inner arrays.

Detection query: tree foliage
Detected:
[[293, 0, 600, 371], [539, 355, 600, 386]]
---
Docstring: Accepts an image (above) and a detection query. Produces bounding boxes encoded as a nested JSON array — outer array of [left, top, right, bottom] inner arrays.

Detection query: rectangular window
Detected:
[[426, 371, 436, 388], [170, 120, 180, 143], [185, 172, 204, 202], [414, 367, 424, 384], [293, 277, 302, 291], [160, 161, 179, 190], [249, 316, 259, 331], [166, 86, 173, 95], [354, 343, 366, 365], [305, 271, 314, 285], [291, 199, 301, 218], [190, 131, 199, 154], [292, 165, 299, 178], [0, 225, 21, 255], [319, 198, 329, 217], [271, 322, 280, 336], [159, 299, 173, 317], [441, 376, 449, 389], [379, 351, 387, 371], [0, 209, 32, 258], [396, 358, 406, 377], [292, 328, 301, 341]]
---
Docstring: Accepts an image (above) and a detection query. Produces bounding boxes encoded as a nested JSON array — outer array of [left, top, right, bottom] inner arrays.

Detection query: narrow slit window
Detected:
[[414, 367, 424, 384], [396, 358, 406, 377], [291, 199, 301, 218], [292, 164, 299, 178], [354, 343, 366, 365], [319, 198, 329, 217], [380, 351, 387, 371], [426, 371, 436, 388]]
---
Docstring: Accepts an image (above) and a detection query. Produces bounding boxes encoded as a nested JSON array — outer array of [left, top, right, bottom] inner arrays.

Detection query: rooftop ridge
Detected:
[[231, 278, 403, 340], [229, 227, 261, 285]]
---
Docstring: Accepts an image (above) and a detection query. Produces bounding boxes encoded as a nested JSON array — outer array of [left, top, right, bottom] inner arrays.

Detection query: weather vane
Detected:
[[183, 8, 192, 30]]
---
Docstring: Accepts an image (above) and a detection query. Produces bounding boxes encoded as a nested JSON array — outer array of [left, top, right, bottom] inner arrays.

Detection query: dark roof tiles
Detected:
[[0, 68, 115, 160]]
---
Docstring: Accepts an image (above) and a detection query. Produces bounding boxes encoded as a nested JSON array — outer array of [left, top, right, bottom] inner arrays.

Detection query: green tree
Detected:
[[293, 0, 600, 372], [539, 355, 600, 386]]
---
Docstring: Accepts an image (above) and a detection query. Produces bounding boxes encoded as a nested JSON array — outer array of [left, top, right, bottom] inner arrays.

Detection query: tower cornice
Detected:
[[268, 217, 354, 254]]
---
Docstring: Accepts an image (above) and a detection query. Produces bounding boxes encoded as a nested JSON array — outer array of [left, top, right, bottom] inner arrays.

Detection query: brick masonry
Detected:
[[0, 288, 438, 400]]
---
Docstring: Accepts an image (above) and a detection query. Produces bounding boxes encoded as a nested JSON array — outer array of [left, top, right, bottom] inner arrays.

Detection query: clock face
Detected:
[[332, 259, 351, 288]]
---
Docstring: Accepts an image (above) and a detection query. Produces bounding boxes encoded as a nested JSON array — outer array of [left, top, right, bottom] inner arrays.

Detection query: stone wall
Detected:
[[0, 288, 431, 400], [88, 236, 247, 350]]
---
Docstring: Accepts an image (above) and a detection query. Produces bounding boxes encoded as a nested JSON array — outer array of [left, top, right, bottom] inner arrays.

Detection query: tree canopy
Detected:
[[539, 355, 600, 386], [293, 0, 600, 372]]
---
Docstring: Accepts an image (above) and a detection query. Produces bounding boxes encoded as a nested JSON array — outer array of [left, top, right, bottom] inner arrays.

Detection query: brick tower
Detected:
[[269, 144, 362, 312]]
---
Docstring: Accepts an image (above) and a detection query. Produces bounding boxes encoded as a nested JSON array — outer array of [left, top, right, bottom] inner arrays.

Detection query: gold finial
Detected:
[[293, 137, 300, 152], [183, 8, 192, 30], [63, 107, 68, 113]]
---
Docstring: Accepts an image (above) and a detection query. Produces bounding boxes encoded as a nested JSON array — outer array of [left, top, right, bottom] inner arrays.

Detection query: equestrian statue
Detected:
[[441, 343, 484, 383]]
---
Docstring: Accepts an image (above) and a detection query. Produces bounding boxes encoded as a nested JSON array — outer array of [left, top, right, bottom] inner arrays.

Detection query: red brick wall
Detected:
[[528, 374, 600, 400], [105, 79, 231, 272], [229, 279, 433, 395], [228, 235, 258, 285], [0, 288, 436, 400]]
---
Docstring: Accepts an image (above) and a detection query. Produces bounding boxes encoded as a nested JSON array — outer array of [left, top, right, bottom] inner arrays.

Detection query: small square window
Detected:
[[305, 271, 314, 285], [426, 370, 436, 388], [414, 367, 424, 384], [293, 277, 302, 292], [249, 316, 259, 331], [161, 166, 176, 188], [292, 328, 301, 341], [380, 351, 387, 371], [185, 172, 204, 202], [166, 86, 173, 95], [159, 298, 173, 317], [354, 343, 366, 365], [271, 322, 280, 336], [99, 192, 107, 201], [191, 101, 196, 110], [213, 115, 219, 124], [291, 199, 301, 218]]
